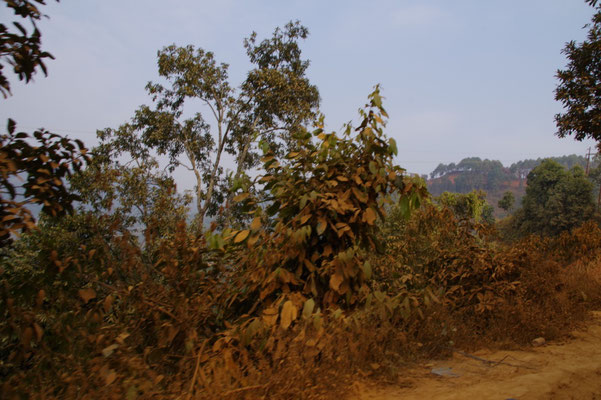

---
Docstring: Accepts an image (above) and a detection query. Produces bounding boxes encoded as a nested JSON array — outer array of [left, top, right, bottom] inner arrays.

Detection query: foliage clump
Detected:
[[513, 159, 597, 237]]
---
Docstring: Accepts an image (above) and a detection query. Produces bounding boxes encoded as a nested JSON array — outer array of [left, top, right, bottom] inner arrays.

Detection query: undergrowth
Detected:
[[2, 90, 601, 399]]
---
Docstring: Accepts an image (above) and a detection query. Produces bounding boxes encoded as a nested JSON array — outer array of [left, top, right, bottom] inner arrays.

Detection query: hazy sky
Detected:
[[2, 1, 599, 187]]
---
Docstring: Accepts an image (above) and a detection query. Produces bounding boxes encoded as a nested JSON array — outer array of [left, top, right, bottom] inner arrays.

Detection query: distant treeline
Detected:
[[428, 154, 593, 196]]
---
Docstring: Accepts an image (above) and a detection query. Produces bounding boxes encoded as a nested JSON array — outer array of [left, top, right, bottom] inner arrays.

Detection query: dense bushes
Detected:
[[2, 92, 601, 399]]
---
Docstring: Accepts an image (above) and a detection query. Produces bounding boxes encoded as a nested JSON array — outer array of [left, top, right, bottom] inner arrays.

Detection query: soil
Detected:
[[349, 311, 601, 400]]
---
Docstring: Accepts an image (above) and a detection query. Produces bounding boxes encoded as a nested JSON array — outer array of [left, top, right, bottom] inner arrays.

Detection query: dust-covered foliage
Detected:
[[2, 87, 601, 399]]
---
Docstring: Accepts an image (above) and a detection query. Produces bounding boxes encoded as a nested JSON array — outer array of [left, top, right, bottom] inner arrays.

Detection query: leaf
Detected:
[[78, 288, 96, 303], [352, 187, 368, 203], [234, 230, 250, 243], [330, 272, 344, 292], [33, 323, 43, 341], [233, 193, 250, 202], [104, 370, 118, 385], [317, 218, 327, 235], [250, 217, 262, 231], [247, 234, 259, 247], [388, 138, 398, 155], [399, 196, 411, 220], [262, 307, 279, 327], [103, 295, 114, 313], [362, 260, 372, 280], [300, 214, 311, 225], [369, 161, 378, 175], [7, 118, 16, 134], [302, 298, 315, 320], [280, 300, 297, 330], [102, 343, 119, 357], [364, 208, 377, 225], [35, 289, 45, 307]]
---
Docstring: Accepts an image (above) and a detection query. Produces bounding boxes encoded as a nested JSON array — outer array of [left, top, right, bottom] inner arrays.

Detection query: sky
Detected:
[[2, 0, 599, 188]]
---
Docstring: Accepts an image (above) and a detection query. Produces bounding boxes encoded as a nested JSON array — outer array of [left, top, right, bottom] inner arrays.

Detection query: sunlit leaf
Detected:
[[234, 230, 250, 243], [280, 300, 297, 329]]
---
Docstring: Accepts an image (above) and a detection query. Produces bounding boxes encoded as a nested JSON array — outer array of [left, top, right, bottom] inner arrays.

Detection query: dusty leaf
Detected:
[[364, 208, 377, 225], [280, 300, 297, 330], [234, 230, 250, 243], [78, 288, 96, 303], [250, 217, 262, 231], [330, 272, 344, 292], [302, 298, 315, 320], [35, 289, 45, 307], [233, 193, 250, 202], [262, 307, 279, 327], [247, 234, 260, 247], [21, 327, 33, 349], [104, 370, 117, 385], [102, 343, 119, 357], [317, 218, 327, 235], [103, 295, 114, 313], [33, 323, 43, 341]]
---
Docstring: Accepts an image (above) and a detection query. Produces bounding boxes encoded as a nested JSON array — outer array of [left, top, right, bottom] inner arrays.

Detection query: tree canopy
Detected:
[[100, 21, 319, 228], [514, 159, 596, 236], [555, 1, 601, 150]]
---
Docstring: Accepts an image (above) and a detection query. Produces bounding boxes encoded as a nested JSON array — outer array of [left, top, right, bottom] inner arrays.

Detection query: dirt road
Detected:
[[350, 311, 601, 400]]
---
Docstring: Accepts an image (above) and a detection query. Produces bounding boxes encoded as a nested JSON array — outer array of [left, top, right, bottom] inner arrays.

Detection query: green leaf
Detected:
[[388, 138, 398, 156], [399, 196, 411, 220]]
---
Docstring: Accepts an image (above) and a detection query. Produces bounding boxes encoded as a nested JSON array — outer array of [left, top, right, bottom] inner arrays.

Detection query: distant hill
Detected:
[[427, 155, 594, 217]]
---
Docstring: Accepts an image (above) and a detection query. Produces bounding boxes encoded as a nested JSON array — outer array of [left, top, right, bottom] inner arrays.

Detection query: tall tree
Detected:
[[498, 191, 515, 212], [104, 21, 319, 228], [514, 160, 596, 236], [555, 1, 601, 150]]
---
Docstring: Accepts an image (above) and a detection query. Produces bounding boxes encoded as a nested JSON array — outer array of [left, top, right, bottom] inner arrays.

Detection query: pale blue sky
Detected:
[[1, 1, 598, 186]]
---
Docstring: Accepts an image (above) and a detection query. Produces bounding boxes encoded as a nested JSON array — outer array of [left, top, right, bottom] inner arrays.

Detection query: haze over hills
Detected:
[[426, 154, 597, 216]]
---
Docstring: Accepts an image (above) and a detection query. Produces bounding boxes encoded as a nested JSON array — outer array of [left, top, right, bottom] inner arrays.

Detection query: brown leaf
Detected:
[[35, 289, 45, 307], [250, 217, 262, 231], [330, 272, 344, 292], [104, 369, 118, 385], [78, 288, 96, 303], [262, 307, 279, 327], [234, 230, 250, 243], [21, 327, 33, 349], [233, 193, 250, 202], [103, 295, 114, 313], [363, 208, 377, 225], [33, 323, 43, 341], [247, 234, 260, 247], [317, 218, 327, 235], [280, 300, 297, 330]]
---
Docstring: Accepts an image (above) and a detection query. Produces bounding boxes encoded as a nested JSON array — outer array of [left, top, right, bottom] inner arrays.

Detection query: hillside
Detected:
[[427, 155, 593, 216]]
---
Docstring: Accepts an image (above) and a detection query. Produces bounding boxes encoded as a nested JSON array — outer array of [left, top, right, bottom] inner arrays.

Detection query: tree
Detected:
[[498, 191, 515, 212], [555, 1, 601, 150], [1, 0, 58, 98], [70, 131, 191, 242], [104, 21, 319, 228], [514, 160, 596, 236], [229, 86, 427, 311], [0, 120, 88, 246], [436, 190, 493, 223], [0, 1, 89, 247]]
